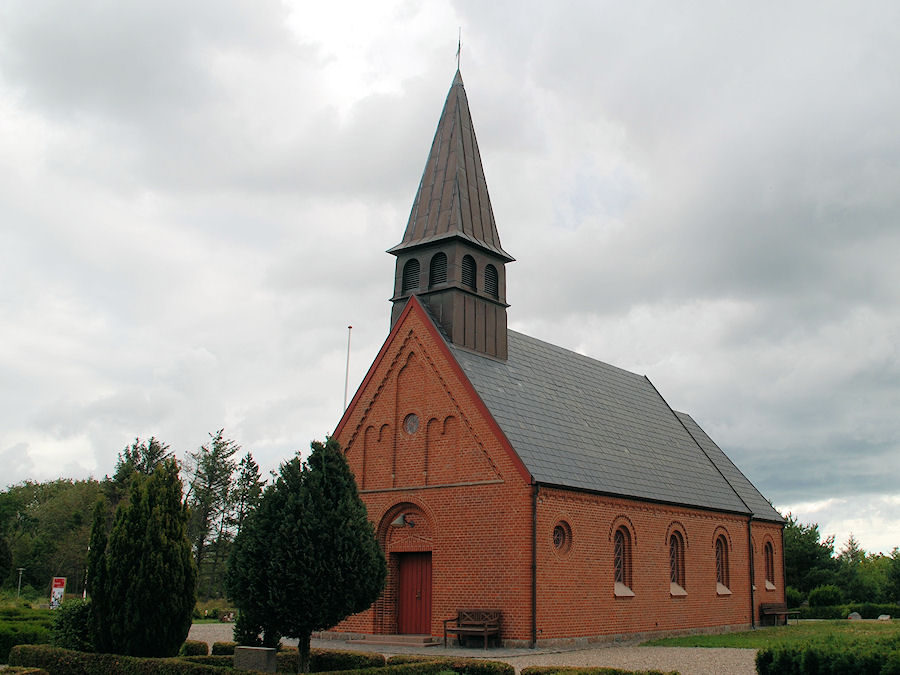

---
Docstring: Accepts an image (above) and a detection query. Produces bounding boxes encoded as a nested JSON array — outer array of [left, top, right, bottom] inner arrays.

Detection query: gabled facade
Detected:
[[331, 71, 785, 646]]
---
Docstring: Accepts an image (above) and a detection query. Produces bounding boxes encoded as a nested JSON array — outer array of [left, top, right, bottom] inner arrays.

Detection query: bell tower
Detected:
[[389, 71, 514, 360]]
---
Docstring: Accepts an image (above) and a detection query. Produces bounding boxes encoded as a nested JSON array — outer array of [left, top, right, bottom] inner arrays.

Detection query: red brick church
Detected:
[[331, 71, 785, 646]]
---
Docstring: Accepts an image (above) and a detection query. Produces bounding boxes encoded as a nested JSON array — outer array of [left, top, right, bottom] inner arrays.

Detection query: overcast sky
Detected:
[[1, 1, 898, 554]]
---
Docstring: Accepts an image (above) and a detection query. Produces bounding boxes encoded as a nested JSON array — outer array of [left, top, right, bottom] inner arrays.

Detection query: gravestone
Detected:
[[234, 646, 277, 672]]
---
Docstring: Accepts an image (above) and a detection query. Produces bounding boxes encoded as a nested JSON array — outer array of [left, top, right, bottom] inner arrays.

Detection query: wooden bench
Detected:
[[760, 602, 800, 626], [443, 609, 502, 648]]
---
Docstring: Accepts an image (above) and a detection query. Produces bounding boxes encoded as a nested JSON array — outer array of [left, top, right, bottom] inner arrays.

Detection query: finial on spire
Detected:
[[456, 27, 461, 70]]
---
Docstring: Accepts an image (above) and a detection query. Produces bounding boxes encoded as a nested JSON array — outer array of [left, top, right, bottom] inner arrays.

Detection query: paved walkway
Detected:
[[187, 624, 757, 675]]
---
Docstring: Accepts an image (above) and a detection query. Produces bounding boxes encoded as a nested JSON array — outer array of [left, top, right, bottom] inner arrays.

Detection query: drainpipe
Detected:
[[748, 518, 756, 629], [531, 483, 538, 648]]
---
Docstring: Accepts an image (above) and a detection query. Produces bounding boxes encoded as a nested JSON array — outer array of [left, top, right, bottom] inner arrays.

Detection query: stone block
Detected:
[[234, 646, 277, 672]]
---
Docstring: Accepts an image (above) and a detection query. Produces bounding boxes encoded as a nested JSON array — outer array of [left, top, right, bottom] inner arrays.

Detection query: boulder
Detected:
[[878, 614, 892, 621], [847, 612, 862, 621]]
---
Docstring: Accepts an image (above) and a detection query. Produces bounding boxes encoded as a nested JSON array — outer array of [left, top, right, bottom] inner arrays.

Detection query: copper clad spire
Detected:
[[389, 71, 513, 261], [389, 70, 512, 360]]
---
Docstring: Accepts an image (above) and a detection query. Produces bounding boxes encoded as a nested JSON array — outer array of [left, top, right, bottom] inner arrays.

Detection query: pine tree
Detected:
[[226, 439, 386, 673], [231, 452, 264, 536], [92, 459, 197, 656], [187, 430, 239, 597]]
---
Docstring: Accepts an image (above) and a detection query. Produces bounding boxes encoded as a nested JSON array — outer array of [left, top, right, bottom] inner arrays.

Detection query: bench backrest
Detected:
[[760, 602, 788, 612], [458, 609, 501, 625]]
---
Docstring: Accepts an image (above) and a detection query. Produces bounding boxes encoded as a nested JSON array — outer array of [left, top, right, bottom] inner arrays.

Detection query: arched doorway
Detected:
[[375, 502, 434, 635]]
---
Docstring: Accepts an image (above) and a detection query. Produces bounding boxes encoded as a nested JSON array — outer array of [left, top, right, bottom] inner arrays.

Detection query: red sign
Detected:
[[52, 577, 66, 589]]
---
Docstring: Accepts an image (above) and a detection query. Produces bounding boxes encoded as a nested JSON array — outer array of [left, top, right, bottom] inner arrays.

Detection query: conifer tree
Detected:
[[91, 459, 196, 656], [227, 438, 385, 673], [85, 499, 108, 651]]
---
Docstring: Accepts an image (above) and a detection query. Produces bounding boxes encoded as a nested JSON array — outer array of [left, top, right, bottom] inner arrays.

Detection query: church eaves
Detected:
[[388, 71, 513, 261]]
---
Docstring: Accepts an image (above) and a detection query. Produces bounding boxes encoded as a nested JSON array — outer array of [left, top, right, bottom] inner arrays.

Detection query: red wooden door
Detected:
[[397, 552, 432, 634]]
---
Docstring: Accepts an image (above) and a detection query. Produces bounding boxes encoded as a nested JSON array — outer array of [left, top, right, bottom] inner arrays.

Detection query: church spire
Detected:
[[389, 71, 513, 360]]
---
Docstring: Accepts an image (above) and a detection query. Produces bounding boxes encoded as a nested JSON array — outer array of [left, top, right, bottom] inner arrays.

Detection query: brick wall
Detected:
[[331, 299, 784, 643]]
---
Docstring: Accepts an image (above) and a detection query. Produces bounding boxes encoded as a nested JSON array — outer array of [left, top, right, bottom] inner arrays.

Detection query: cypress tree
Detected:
[[226, 438, 386, 673], [94, 459, 197, 656], [85, 498, 109, 651]]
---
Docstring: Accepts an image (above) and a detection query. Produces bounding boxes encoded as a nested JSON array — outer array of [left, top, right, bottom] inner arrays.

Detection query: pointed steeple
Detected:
[[389, 71, 513, 360], [388, 71, 513, 261]]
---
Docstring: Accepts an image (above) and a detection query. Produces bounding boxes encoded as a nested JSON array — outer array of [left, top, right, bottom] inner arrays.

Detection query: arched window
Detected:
[[669, 532, 685, 592], [614, 527, 632, 592], [401, 259, 420, 293], [429, 252, 447, 287], [715, 535, 730, 591], [484, 264, 499, 298], [764, 542, 775, 589], [461, 255, 476, 290]]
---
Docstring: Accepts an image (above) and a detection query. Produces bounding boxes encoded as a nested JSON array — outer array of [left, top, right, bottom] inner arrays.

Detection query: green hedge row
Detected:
[[0, 608, 53, 623], [211, 641, 235, 655], [757, 644, 900, 674], [183, 648, 385, 673], [1, 620, 52, 661], [385, 656, 513, 675], [520, 667, 678, 675], [8, 644, 258, 674], [179, 640, 209, 656], [278, 646, 386, 671], [796, 603, 898, 620]]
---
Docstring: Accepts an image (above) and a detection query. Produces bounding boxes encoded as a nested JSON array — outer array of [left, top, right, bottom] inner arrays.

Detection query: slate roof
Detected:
[[676, 412, 784, 522], [388, 71, 514, 261], [449, 329, 783, 522]]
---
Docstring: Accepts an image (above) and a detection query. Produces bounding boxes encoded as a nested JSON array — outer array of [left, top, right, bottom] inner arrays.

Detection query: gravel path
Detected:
[[188, 624, 757, 675]]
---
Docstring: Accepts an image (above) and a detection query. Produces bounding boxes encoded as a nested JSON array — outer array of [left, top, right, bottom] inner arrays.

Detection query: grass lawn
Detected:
[[643, 620, 900, 650]]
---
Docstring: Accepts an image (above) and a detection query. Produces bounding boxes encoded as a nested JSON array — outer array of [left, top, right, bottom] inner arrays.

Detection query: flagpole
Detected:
[[343, 325, 352, 412]]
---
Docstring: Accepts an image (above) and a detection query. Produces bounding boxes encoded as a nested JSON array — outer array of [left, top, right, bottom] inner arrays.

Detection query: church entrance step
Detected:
[[346, 634, 440, 647]]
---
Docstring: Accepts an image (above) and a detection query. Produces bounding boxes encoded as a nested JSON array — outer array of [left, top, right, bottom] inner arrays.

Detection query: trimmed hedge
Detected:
[[757, 644, 900, 674], [306, 664, 448, 675], [8, 644, 257, 674], [277, 647, 385, 672], [182, 647, 386, 672], [179, 640, 210, 656], [797, 603, 898, 619], [385, 655, 513, 675], [1, 619, 52, 662], [521, 668, 678, 675], [211, 641, 235, 655]]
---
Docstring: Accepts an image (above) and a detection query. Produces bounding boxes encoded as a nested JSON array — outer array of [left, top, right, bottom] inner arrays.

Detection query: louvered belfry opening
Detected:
[[388, 70, 514, 359], [461, 255, 476, 290], [402, 259, 420, 294], [429, 252, 447, 287], [484, 264, 498, 298]]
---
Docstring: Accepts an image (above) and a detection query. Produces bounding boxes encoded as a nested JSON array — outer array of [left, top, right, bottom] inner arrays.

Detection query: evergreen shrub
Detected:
[[51, 598, 93, 652], [0, 619, 52, 661], [798, 602, 898, 619], [276, 647, 385, 672], [179, 639, 209, 656], [9, 644, 240, 674], [756, 643, 900, 674], [384, 656, 514, 675], [211, 640, 235, 654], [785, 586, 804, 608], [808, 584, 844, 607]]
